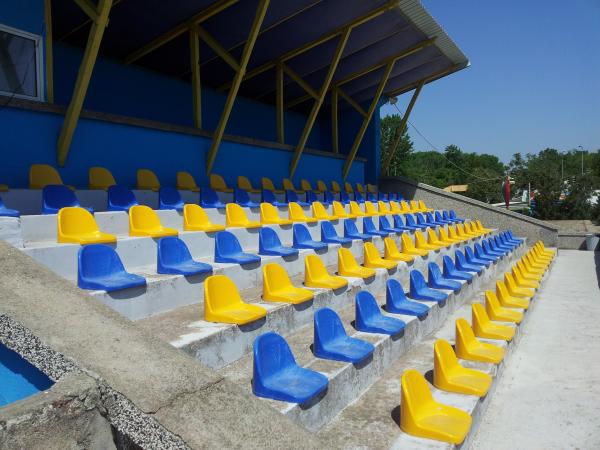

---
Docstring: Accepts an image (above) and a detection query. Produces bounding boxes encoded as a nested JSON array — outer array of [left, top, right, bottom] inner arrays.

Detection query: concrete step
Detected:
[[317, 246, 551, 450]]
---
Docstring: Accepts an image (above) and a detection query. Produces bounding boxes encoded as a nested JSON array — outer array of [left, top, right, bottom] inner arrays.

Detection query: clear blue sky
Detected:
[[379, 0, 600, 163]]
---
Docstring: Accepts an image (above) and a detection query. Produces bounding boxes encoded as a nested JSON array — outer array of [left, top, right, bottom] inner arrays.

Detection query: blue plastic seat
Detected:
[[214, 231, 261, 264], [325, 191, 337, 205], [0, 196, 19, 217], [449, 210, 464, 222], [379, 216, 403, 234], [415, 213, 431, 229], [435, 210, 451, 224], [475, 243, 498, 262], [485, 239, 505, 257], [508, 230, 523, 244], [306, 190, 319, 205], [363, 217, 388, 237], [107, 185, 139, 212], [344, 219, 371, 241], [286, 190, 308, 207], [425, 212, 444, 226], [442, 210, 458, 223], [355, 291, 405, 335], [313, 308, 374, 363], [157, 237, 213, 276], [159, 187, 185, 211], [234, 188, 259, 208], [201, 187, 226, 209], [409, 270, 448, 303], [321, 221, 351, 245], [392, 214, 416, 232], [42, 185, 92, 215], [405, 214, 427, 231], [259, 227, 299, 257], [492, 236, 511, 252], [366, 192, 377, 202], [378, 193, 388, 201], [501, 232, 519, 247], [455, 249, 483, 274], [385, 279, 429, 318], [253, 332, 328, 403], [292, 223, 327, 250], [443, 255, 473, 282], [428, 262, 462, 292], [465, 246, 490, 267], [353, 192, 364, 204], [262, 189, 287, 207], [78, 244, 146, 292], [388, 193, 397, 201]]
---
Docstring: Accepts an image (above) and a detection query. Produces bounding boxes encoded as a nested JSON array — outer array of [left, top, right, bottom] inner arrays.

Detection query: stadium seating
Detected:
[[78, 244, 146, 292], [237, 176, 260, 193], [300, 179, 315, 193], [288, 202, 316, 223], [442, 255, 473, 281], [379, 216, 403, 234], [316, 180, 328, 193], [321, 221, 351, 245], [331, 181, 341, 193], [385, 279, 429, 318], [363, 242, 396, 269], [313, 308, 374, 363], [313, 202, 336, 220], [349, 201, 365, 217], [107, 185, 139, 212], [337, 248, 375, 279], [495, 280, 530, 309], [283, 178, 303, 194], [89, 167, 116, 190], [261, 189, 286, 207], [400, 369, 472, 444], [485, 291, 524, 323], [332, 201, 351, 218], [129, 205, 178, 237], [414, 231, 438, 251], [409, 270, 448, 303], [343, 219, 370, 241], [427, 262, 462, 292], [42, 185, 92, 215], [427, 228, 448, 248], [214, 231, 261, 265], [383, 237, 413, 263], [364, 201, 379, 216], [262, 263, 313, 304], [455, 249, 483, 274], [304, 254, 347, 289], [252, 332, 328, 403], [30, 164, 65, 189], [455, 318, 504, 364], [259, 203, 292, 225], [157, 237, 213, 276], [471, 303, 515, 341], [226, 203, 261, 228], [0, 196, 19, 217], [261, 177, 283, 194], [204, 275, 267, 324], [137, 169, 160, 191], [306, 191, 320, 206], [285, 189, 308, 207], [362, 217, 388, 237], [183, 204, 225, 232], [259, 227, 298, 257], [504, 273, 534, 299], [234, 188, 259, 208], [158, 187, 184, 211], [58, 207, 116, 244], [210, 174, 233, 193], [433, 339, 492, 397], [201, 188, 226, 209], [292, 224, 327, 250], [400, 234, 428, 257], [355, 291, 405, 335], [176, 171, 200, 192]]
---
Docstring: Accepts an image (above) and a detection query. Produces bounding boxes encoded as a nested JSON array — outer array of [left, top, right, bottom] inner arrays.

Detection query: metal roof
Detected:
[[53, 0, 469, 111]]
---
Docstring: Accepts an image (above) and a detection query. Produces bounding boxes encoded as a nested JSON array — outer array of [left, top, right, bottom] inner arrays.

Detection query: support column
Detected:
[[331, 87, 339, 153], [276, 61, 284, 144], [44, 0, 54, 103], [189, 26, 202, 128]]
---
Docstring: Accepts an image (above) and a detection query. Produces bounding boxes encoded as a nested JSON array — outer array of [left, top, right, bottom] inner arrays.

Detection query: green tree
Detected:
[[380, 114, 414, 176]]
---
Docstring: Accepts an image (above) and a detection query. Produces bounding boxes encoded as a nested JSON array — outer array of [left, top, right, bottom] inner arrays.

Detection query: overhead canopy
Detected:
[[53, 0, 469, 112]]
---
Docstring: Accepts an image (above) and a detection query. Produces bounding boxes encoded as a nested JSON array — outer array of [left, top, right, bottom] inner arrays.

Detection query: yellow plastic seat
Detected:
[[448, 225, 465, 242], [409, 200, 423, 212], [400, 201, 412, 213], [262, 263, 314, 304], [433, 339, 492, 397], [129, 205, 178, 237], [526, 250, 548, 267], [438, 227, 457, 245], [520, 258, 545, 276], [535, 241, 556, 257], [210, 174, 233, 193], [183, 204, 225, 232], [30, 164, 64, 189], [57, 207, 116, 244], [457, 224, 476, 239], [415, 231, 439, 251], [204, 275, 267, 324], [356, 183, 365, 194], [331, 181, 342, 194], [137, 169, 160, 191], [226, 203, 261, 228], [344, 182, 354, 194], [261, 177, 284, 194], [0, 184, 7, 192], [400, 369, 472, 444], [304, 255, 348, 289], [349, 201, 366, 217], [523, 254, 547, 274], [427, 228, 448, 248], [532, 246, 552, 263], [418, 200, 434, 212], [455, 318, 504, 364], [476, 220, 492, 233], [338, 248, 376, 279], [283, 178, 303, 193], [363, 201, 379, 216], [238, 176, 260, 194], [389, 201, 402, 214], [177, 171, 200, 192], [363, 242, 397, 269], [511, 267, 539, 289], [301, 179, 314, 193], [377, 201, 391, 215], [367, 183, 377, 194], [401, 234, 429, 257], [384, 237, 414, 263], [472, 303, 515, 341], [495, 281, 530, 309], [316, 180, 328, 193], [260, 203, 292, 225], [332, 201, 352, 218], [514, 264, 541, 284], [89, 167, 116, 190], [288, 202, 317, 223], [465, 222, 481, 236], [486, 290, 524, 323], [312, 202, 337, 220], [504, 273, 535, 299]]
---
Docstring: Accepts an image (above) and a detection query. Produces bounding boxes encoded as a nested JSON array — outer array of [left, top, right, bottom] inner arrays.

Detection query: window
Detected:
[[0, 23, 43, 101]]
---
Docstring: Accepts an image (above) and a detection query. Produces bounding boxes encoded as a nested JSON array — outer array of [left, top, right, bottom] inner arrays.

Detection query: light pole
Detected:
[[578, 145, 584, 175]]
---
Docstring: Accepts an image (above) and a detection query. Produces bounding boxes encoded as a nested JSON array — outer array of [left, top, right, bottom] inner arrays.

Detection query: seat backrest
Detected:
[[364, 201, 377, 215], [338, 191, 349, 204], [314, 307, 347, 346], [43, 185, 79, 210], [418, 200, 428, 210], [442, 210, 451, 220], [226, 203, 249, 224], [325, 191, 336, 204], [108, 185, 138, 211], [379, 216, 392, 230], [237, 176, 254, 191], [366, 192, 376, 202], [434, 339, 459, 372], [332, 201, 345, 216], [472, 303, 490, 326], [288, 202, 307, 220], [159, 187, 183, 209], [405, 214, 417, 227], [317, 180, 327, 192], [356, 183, 365, 193], [177, 171, 197, 190], [259, 227, 282, 250], [205, 275, 244, 311], [78, 244, 125, 279], [384, 236, 399, 256], [414, 231, 427, 246], [428, 262, 443, 283], [260, 202, 279, 222], [137, 169, 160, 190], [377, 201, 389, 213], [312, 201, 327, 216], [389, 201, 400, 213], [386, 278, 407, 305], [401, 369, 433, 414], [438, 227, 451, 242], [130, 205, 162, 230], [401, 233, 415, 250], [215, 231, 243, 257], [415, 213, 425, 225], [300, 179, 312, 192], [455, 249, 468, 266], [495, 280, 510, 300], [344, 182, 353, 193], [363, 242, 381, 262], [442, 255, 456, 275], [283, 178, 296, 191], [285, 189, 299, 203], [363, 217, 376, 232], [234, 188, 251, 204], [427, 228, 439, 243], [410, 270, 427, 293], [183, 204, 210, 228], [338, 247, 359, 270], [59, 207, 99, 235], [486, 289, 502, 310], [378, 193, 388, 201], [393, 214, 405, 228], [456, 317, 476, 346], [158, 236, 193, 266], [261, 189, 278, 204], [409, 200, 419, 211], [305, 254, 328, 279], [263, 263, 291, 292], [449, 210, 458, 219], [253, 332, 296, 380], [89, 166, 116, 190], [306, 191, 318, 204], [344, 219, 359, 235], [465, 246, 476, 261], [331, 181, 341, 193], [261, 177, 277, 191], [321, 221, 338, 240], [435, 211, 444, 222], [293, 223, 313, 244], [349, 201, 363, 216], [210, 174, 228, 191], [30, 164, 62, 189], [355, 290, 382, 324]]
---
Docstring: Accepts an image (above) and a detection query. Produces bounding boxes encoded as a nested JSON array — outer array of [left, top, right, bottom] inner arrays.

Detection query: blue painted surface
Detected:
[[0, 0, 44, 35], [0, 343, 54, 407]]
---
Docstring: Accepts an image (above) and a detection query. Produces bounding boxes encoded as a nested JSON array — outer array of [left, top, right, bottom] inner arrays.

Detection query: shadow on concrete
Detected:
[[595, 251, 600, 289], [390, 405, 401, 427]]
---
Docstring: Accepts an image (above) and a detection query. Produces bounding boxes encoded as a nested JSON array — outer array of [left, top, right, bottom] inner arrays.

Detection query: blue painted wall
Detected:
[[0, 0, 44, 35]]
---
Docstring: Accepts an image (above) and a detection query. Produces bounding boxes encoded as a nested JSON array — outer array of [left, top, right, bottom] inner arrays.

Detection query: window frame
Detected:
[[0, 22, 44, 102]]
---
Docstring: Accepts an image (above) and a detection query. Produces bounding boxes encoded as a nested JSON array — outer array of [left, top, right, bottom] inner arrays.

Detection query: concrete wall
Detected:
[[558, 233, 600, 250], [380, 175, 559, 246]]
